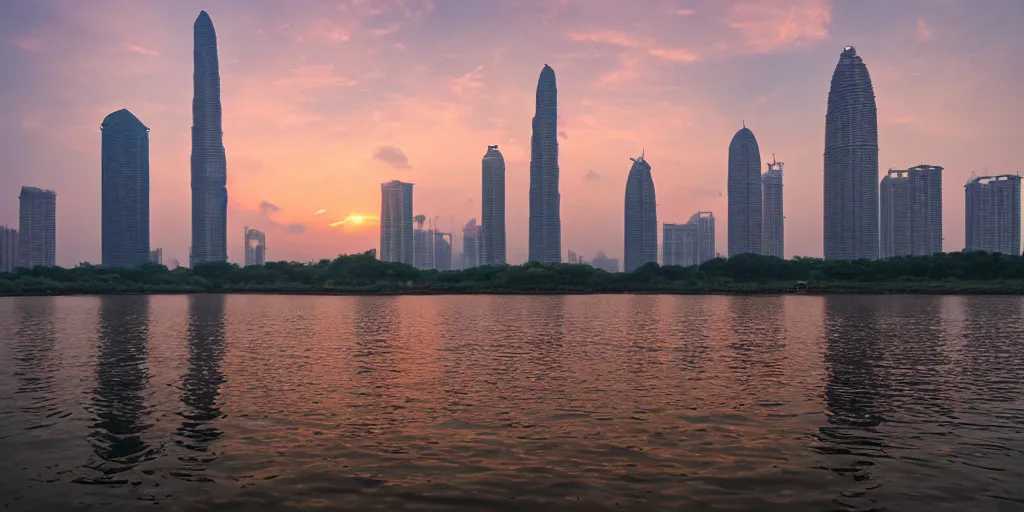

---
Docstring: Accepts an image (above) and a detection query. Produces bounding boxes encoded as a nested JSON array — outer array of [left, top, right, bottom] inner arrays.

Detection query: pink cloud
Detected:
[[125, 44, 160, 57], [728, 0, 831, 53], [915, 19, 933, 42], [673, 8, 696, 16], [13, 34, 42, 52], [274, 65, 357, 90], [450, 66, 484, 94], [569, 31, 698, 63]]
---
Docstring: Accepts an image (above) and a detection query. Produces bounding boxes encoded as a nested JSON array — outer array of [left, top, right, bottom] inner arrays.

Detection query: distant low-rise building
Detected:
[[0, 226, 18, 273], [663, 212, 715, 267], [18, 186, 57, 268], [591, 251, 619, 272], [149, 248, 163, 266], [244, 227, 266, 266]]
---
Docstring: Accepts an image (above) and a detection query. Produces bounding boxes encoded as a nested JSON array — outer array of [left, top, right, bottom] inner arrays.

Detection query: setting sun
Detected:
[[329, 213, 379, 228]]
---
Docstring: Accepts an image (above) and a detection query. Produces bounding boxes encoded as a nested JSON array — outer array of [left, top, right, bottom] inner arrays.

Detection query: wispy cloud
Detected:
[[274, 65, 357, 90], [569, 31, 698, 62], [585, 169, 602, 181], [915, 19, 933, 42], [727, 0, 831, 53], [259, 201, 282, 214], [373, 145, 412, 169], [125, 44, 159, 57], [673, 8, 696, 16], [450, 66, 484, 94], [12, 35, 42, 52], [314, 209, 327, 215], [258, 201, 306, 234], [329, 214, 380, 227]]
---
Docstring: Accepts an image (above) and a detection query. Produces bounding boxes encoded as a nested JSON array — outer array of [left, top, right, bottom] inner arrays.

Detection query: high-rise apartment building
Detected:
[[462, 218, 481, 269], [18, 187, 56, 268], [880, 165, 943, 258], [761, 159, 784, 259], [433, 231, 452, 270], [149, 248, 163, 266], [481, 145, 506, 265], [728, 126, 762, 256], [380, 180, 414, 264], [965, 174, 1021, 255], [528, 65, 561, 263], [663, 212, 716, 267], [244, 227, 266, 266], [101, 108, 150, 268], [191, 11, 228, 266], [623, 153, 657, 272], [0, 226, 18, 273], [824, 46, 879, 260]]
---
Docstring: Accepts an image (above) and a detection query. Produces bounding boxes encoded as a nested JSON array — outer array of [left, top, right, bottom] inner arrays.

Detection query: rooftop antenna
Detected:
[[742, 120, 745, 129]]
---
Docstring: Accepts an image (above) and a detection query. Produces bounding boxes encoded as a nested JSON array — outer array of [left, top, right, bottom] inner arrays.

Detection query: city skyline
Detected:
[[0, 1, 1021, 266]]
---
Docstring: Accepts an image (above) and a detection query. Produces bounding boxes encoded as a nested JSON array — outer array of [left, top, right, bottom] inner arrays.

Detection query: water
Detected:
[[1, 294, 1022, 511]]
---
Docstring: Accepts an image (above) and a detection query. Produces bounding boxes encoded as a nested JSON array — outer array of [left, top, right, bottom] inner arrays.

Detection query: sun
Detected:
[[329, 213, 379, 229]]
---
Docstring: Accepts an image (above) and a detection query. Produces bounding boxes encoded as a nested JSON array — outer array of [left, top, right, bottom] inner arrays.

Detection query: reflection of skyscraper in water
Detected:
[[11, 298, 59, 426], [175, 294, 226, 476], [725, 296, 786, 390], [87, 296, 156, 472], [351, 298, 400, 432]]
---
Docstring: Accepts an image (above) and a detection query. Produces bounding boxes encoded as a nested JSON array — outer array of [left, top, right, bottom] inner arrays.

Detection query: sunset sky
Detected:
[[1, 0, 1021, 267]]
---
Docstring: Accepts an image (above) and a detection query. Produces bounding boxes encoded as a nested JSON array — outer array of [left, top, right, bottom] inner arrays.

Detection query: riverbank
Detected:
[[3, 280, 1024, 296]]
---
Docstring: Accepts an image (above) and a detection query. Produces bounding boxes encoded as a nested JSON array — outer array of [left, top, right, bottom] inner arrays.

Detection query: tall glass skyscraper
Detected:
[[481, 145, 506, 265], [101, 109, 150, 268], [761, 159, 784, 259], [528, 65, 561, 263], [824, 46, 879, 260], [190, 10, 228, 266], [623, 153, 657, 272], [728, 125, 762, 257]]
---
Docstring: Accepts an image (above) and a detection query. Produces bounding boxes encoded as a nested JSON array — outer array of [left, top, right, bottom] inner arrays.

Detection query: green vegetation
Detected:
[[2, 250, 1024, 296]]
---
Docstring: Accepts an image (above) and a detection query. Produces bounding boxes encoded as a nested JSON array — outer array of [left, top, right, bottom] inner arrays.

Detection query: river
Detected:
[[1, 294, 1022, 510]]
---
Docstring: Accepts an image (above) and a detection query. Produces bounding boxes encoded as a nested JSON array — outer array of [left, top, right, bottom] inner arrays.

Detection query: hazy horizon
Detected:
[[1, 0, 1021, 267]]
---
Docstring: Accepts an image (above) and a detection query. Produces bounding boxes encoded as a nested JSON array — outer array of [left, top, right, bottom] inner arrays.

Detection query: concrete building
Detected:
[[965, 174, 1021, 255], [462, 218, 481, 269], [591, 251, 619, 273], [380, 180, 414, 264], [824, 46, 879, 260], [880, 165, 943, 258], [481, 145, 506, 265], [761, 159, 784, 259], [0, 226, 18, 273], [244, 227, 266, 266], [18, 187, 56, 268], [413, 215, 432, 269], [663, 212, 716, 267], [623, 153, 657, 272], [149, 248, 163, 266], [433, 231, 452, 270], [529, 65, 561, 263], [728, 126, 762, 256], [191, 11, 228, 266], [101, 109, 150, 268]]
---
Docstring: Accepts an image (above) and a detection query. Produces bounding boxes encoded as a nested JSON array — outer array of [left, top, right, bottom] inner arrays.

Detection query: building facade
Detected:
[[761, 160, 784, 259], [623, 153, 657, 272], [191, 10, 228, 266], [728, 126, 762, 256], [528, 65, 561, 263], [663, 212, 716, 267], [380, 180, 414, 264], [0, 226, 18, 273], [433, 231, 452, 270], [824, 46, 879, 260], [965, 174, 1021, 255], [244, 227, 266, 266], [18, 187, 57, 268], [101, 109, 150, 268], [149, 248, 163, 266], [462, 218, 481, 269], [880, 165, 943, 258], [481, 145, 506, 265]]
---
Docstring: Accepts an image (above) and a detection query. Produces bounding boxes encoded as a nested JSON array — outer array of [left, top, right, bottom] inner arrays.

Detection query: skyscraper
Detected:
[[623, 153, 657, 272], [191, 10, 228, 266], [528, 64, 561, 263], [728, 125, 762, 257], [761, 159, 784, 259], [824, 46, 879, 260], [965, 174, 1021, 255], [481, 145, 506, 266], [380, 180, 414, 264], [433, 231, 452, 270], [462, 218, 481, 269], [101, 109, 150, 268], [0, 226, 18, 273], [149, 248, 163, 266], [18, 187, 56, 268], [880, 165, 943, 258], [413, 215, 431, 269], [244, 227, 266, 266], [663, 212, 716, 267]]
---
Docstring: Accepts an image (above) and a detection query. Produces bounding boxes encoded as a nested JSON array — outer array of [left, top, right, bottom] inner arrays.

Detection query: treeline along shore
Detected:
[[2, 251, 1024, 296]]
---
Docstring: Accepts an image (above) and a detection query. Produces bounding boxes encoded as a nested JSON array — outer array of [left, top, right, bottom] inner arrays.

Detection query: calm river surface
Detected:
[[1, 294, 1023, 511]]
